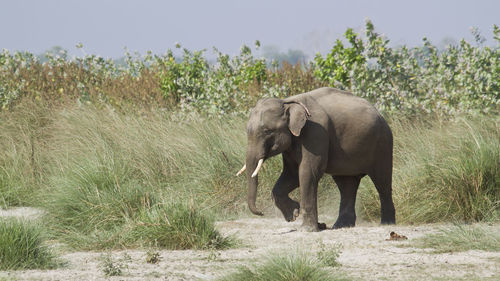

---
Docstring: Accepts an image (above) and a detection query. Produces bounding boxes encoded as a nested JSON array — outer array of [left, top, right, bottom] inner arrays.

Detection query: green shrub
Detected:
[[2, 21, 497, 116], [99, 252, 130, 277], [316, 240, 343, 267], [313, 21, 500, 115], [0, 219, 58, 270]]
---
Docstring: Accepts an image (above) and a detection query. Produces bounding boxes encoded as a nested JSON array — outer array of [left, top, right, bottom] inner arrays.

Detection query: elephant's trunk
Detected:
[[246, 156, 264, 216]]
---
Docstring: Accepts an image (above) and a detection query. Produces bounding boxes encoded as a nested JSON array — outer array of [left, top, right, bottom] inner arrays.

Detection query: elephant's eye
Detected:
[[263, 128, 273, 135]]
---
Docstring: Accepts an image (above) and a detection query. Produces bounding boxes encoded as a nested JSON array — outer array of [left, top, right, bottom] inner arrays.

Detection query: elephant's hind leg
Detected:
[[332, 175, 362, 229], [272, 161, 300, 222], [369, 170, 396, 225]]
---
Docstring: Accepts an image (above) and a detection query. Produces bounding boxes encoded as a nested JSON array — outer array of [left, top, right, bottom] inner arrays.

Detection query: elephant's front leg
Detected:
[[272, 162, 300, 222], [298, 166, 323, 232]]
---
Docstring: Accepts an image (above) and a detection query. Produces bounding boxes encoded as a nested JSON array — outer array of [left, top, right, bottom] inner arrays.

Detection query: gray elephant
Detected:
[[237, 87, 395, 231]]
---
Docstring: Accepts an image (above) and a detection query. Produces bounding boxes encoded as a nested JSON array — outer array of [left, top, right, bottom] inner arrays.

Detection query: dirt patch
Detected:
[[1, 209, 499, 280], [0, 207, 45, 220]]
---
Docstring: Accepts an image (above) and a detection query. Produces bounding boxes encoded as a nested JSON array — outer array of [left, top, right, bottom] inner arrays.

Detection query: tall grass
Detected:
[[0, 219, 58, 270], [0, 102, 52, 208], [412, 224, 500, 253], [1, 100, 499, 250], [130, 203, 233, 249], [359, 116, 500, 223], [38, 106, 239, 249]]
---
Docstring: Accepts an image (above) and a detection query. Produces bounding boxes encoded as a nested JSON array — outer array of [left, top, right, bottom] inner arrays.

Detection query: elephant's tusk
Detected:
[[251, 159, 264, 178], [236, 164, 246, 176]]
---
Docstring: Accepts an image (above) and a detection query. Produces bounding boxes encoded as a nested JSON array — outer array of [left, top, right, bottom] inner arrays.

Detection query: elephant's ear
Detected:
[[285, 101, 311, 137]]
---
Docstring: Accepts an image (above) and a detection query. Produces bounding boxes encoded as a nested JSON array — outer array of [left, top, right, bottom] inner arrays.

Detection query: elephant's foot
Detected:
[[274, 197, 300, 222], [297, 222, 326, 232], [297, 223, 320, 232], [381, 218, 396, 225], [297, 215, 323, 232], [381, 208, 396, 225], [332, 221, 355, 229], [289, 208, 300, 222], [332, 215, 356, 229]]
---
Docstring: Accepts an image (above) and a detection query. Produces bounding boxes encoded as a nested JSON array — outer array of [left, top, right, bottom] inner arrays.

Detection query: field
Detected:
[[1, 208, 500, 280], [0, 22, 499, 280]]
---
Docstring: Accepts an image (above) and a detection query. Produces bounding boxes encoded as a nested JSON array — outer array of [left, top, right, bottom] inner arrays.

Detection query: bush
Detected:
[[316, 240, 343, 267], [314, 21, 500, 115], [3, 21, 496, 116], [0, 219, 58, 270]]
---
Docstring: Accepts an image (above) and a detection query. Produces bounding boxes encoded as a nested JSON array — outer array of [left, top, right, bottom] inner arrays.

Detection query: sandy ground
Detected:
[[1, 207, 499, 281]]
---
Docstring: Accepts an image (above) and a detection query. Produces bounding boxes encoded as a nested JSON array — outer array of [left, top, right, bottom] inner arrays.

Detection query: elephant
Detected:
[[236, 87, 395, 231]]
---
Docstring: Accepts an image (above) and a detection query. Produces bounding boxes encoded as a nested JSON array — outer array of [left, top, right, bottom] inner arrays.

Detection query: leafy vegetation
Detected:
[[0, 219, 58, 270], [314, 21, 500, 115], [99, 252, 130, 277], [412, 224, 500, 253], [316, 240, 343, 267], [2, 21, 497, 116]]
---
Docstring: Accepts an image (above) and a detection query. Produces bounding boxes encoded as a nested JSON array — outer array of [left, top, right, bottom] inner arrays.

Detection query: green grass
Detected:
[[37, 106, 237, 249], [412, 224, 500, 253], [1, 102, 499, 251], [218, 251, 350, 281], [0, 218, 59, 270], [0, 104, 52, 208], [43, 168, 233, 250], [128, 203, 234, 249], [359, 116, 500, 224]]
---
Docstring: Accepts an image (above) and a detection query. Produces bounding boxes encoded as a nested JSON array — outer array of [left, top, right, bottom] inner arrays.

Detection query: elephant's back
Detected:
[[290, 88, 392, 175], [286, 87, 373, 111], [287, 87, 381, 123]]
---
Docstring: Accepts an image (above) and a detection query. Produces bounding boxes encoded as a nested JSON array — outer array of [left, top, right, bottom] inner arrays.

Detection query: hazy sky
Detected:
[[1, 0, 498, 58]]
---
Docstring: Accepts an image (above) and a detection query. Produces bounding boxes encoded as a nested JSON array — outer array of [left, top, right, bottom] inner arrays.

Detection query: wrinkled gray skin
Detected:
[[244, 87, 395, 231]]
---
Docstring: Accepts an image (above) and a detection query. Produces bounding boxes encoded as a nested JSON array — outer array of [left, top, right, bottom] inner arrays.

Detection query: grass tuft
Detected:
[[218, 251, 349, 281], [129, 203, 234, 250], [0, 218, 59, 270], [412, 224, 500, 253]]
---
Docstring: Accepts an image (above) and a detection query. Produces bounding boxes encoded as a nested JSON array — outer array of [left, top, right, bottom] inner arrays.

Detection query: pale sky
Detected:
[[1, 0, 498, 58]]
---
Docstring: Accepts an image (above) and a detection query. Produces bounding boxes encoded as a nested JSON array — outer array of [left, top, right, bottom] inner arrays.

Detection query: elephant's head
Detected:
[[237, 98, 311, 216]]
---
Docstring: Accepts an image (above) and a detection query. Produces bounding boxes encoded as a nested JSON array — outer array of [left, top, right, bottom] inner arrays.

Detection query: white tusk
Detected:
[[251, 159, 264, 178], [236, 164, 246, 176]]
